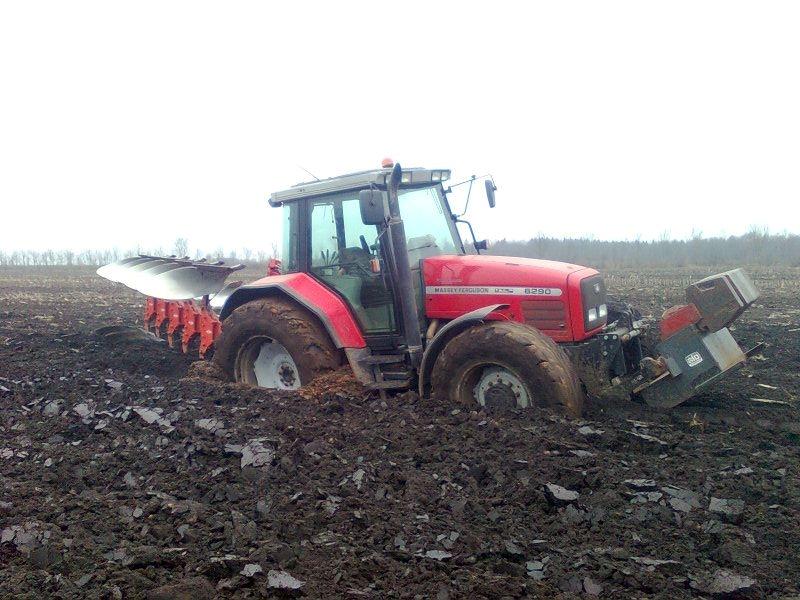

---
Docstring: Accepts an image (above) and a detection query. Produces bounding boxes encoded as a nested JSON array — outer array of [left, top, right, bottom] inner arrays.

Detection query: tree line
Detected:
[[488, 229, 800, 268], [0, 238, 279, 267], [1, 230, 798, 268]]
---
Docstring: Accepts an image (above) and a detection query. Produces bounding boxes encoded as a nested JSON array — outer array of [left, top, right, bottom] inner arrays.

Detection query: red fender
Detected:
[[218, 273, 366, 349]]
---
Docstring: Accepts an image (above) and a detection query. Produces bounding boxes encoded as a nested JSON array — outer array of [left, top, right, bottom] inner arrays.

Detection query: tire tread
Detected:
[[431, 321, 583, 416], [213, 298, 340, 385]]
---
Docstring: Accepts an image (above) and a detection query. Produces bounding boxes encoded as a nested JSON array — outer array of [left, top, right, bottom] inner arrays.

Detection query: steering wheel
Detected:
[[359, 235, 370, 253], [317, 259, 374, 278], [342, 260, 375, 278]]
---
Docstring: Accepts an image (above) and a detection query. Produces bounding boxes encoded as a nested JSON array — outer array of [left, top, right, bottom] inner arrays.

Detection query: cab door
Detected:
[[308, 191, 397, 335]]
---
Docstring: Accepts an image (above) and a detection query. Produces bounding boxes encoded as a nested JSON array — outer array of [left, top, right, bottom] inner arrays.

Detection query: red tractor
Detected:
[[98, 161, 760, 415]]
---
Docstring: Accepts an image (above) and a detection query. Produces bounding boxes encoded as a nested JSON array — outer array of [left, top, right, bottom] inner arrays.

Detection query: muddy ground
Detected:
[[0, 265, 798, 599]]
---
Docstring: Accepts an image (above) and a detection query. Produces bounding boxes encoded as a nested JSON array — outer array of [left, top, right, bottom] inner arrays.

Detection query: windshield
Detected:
[[398, 185, 462, 256]]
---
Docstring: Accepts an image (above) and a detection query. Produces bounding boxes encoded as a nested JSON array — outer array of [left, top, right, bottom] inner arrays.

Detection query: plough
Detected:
[[98, 255, 283, 357]]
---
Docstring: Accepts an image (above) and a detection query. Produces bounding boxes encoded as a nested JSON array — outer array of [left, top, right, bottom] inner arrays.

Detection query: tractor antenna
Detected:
[[298, 166, 321, 181]]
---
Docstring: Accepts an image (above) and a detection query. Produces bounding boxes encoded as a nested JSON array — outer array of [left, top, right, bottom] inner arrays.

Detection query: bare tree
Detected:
[[173, 237, 189, 257]]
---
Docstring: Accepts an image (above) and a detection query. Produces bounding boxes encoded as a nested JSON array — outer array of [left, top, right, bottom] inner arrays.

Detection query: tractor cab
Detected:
[[270, 164, 467, 340]]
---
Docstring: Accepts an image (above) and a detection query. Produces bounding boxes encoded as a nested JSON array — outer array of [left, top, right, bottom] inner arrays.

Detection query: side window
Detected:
[[310, 202, 339, 269], [281, 203, 301, 273], [309, 193, 396, 334]]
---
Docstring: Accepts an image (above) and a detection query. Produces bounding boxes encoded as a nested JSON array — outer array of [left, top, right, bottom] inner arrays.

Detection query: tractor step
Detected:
[[352, 351, 413, 391], [361, 354, 407, 365], [367, 379, 412, 390], [380, 371, 411, 381]]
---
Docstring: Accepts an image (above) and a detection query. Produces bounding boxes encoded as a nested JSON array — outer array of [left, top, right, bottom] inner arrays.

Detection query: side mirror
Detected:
[[359, 189, 388, 225], [474, 239, 489, 251], [485, 179, 497, 208]]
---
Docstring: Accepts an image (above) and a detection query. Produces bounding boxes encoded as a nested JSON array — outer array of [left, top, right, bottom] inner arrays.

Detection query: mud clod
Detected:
[[544, 482, 580, 505], [709, 497, 746, 523]]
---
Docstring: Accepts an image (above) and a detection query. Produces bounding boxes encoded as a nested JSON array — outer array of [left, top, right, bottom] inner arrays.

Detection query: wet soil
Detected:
[[0, 266, 798, 598]]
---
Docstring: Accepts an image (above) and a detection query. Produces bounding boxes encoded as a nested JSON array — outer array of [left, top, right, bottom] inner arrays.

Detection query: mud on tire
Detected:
[[213, 298, 341, 388], [431, 321, 584, 417]]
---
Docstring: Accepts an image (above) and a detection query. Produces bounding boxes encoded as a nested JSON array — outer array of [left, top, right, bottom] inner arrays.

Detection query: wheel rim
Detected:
[[236, 337, 300, 390], [455, 361, 532, 409]]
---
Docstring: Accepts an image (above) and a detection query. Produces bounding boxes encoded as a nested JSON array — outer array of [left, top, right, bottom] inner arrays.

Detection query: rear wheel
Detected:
[[213, 298, 340, 390], [431, 321, 584, 416]]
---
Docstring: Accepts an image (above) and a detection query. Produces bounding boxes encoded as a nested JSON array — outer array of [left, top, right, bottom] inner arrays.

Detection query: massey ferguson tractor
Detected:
[[98, 160, 761, 415]]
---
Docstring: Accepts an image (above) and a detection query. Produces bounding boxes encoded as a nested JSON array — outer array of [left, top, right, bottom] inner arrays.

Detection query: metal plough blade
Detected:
[[96, 256, 153, 283], [97, 256, 245, 300]]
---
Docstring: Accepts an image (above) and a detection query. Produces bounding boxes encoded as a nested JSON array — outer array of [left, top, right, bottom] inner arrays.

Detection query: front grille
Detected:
[[521, 300, 566, 331]]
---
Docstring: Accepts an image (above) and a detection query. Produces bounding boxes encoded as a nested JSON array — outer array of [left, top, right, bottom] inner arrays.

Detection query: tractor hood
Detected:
[[422, 254, 591, 290], [421, 254, 602, 342]]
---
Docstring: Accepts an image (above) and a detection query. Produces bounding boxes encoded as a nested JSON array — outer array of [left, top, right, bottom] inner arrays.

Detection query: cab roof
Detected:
[[268, 167, 450, 206]]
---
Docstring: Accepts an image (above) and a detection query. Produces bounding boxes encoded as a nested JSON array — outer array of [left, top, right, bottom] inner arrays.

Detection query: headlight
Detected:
[[401, 171, 412, 184], [581, 275, 607, 331]]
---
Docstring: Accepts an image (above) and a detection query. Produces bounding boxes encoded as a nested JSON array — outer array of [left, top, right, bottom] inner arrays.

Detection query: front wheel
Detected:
[[431, 321, 584, 416], [213, 298, 341, 390]]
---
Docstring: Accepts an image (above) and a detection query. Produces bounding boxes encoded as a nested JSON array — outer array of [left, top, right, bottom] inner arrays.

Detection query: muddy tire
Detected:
[[213, 298, 341, 389], [431, 321, 584, 417]]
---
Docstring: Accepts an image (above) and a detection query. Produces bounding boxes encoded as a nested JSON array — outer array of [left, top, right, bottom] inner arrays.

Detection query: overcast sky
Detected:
[[1, 1, 798, 255]]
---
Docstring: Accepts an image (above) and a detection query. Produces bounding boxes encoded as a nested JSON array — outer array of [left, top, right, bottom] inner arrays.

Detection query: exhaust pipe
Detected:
[[384, 163, 424, 366]]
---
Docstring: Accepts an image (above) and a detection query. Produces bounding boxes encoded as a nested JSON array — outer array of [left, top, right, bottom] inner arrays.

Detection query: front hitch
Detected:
[[633, 269, 761, 408]]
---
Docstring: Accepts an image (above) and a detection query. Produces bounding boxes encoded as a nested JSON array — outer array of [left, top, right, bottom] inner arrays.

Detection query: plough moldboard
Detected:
[[96, 255, 245, 300]]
